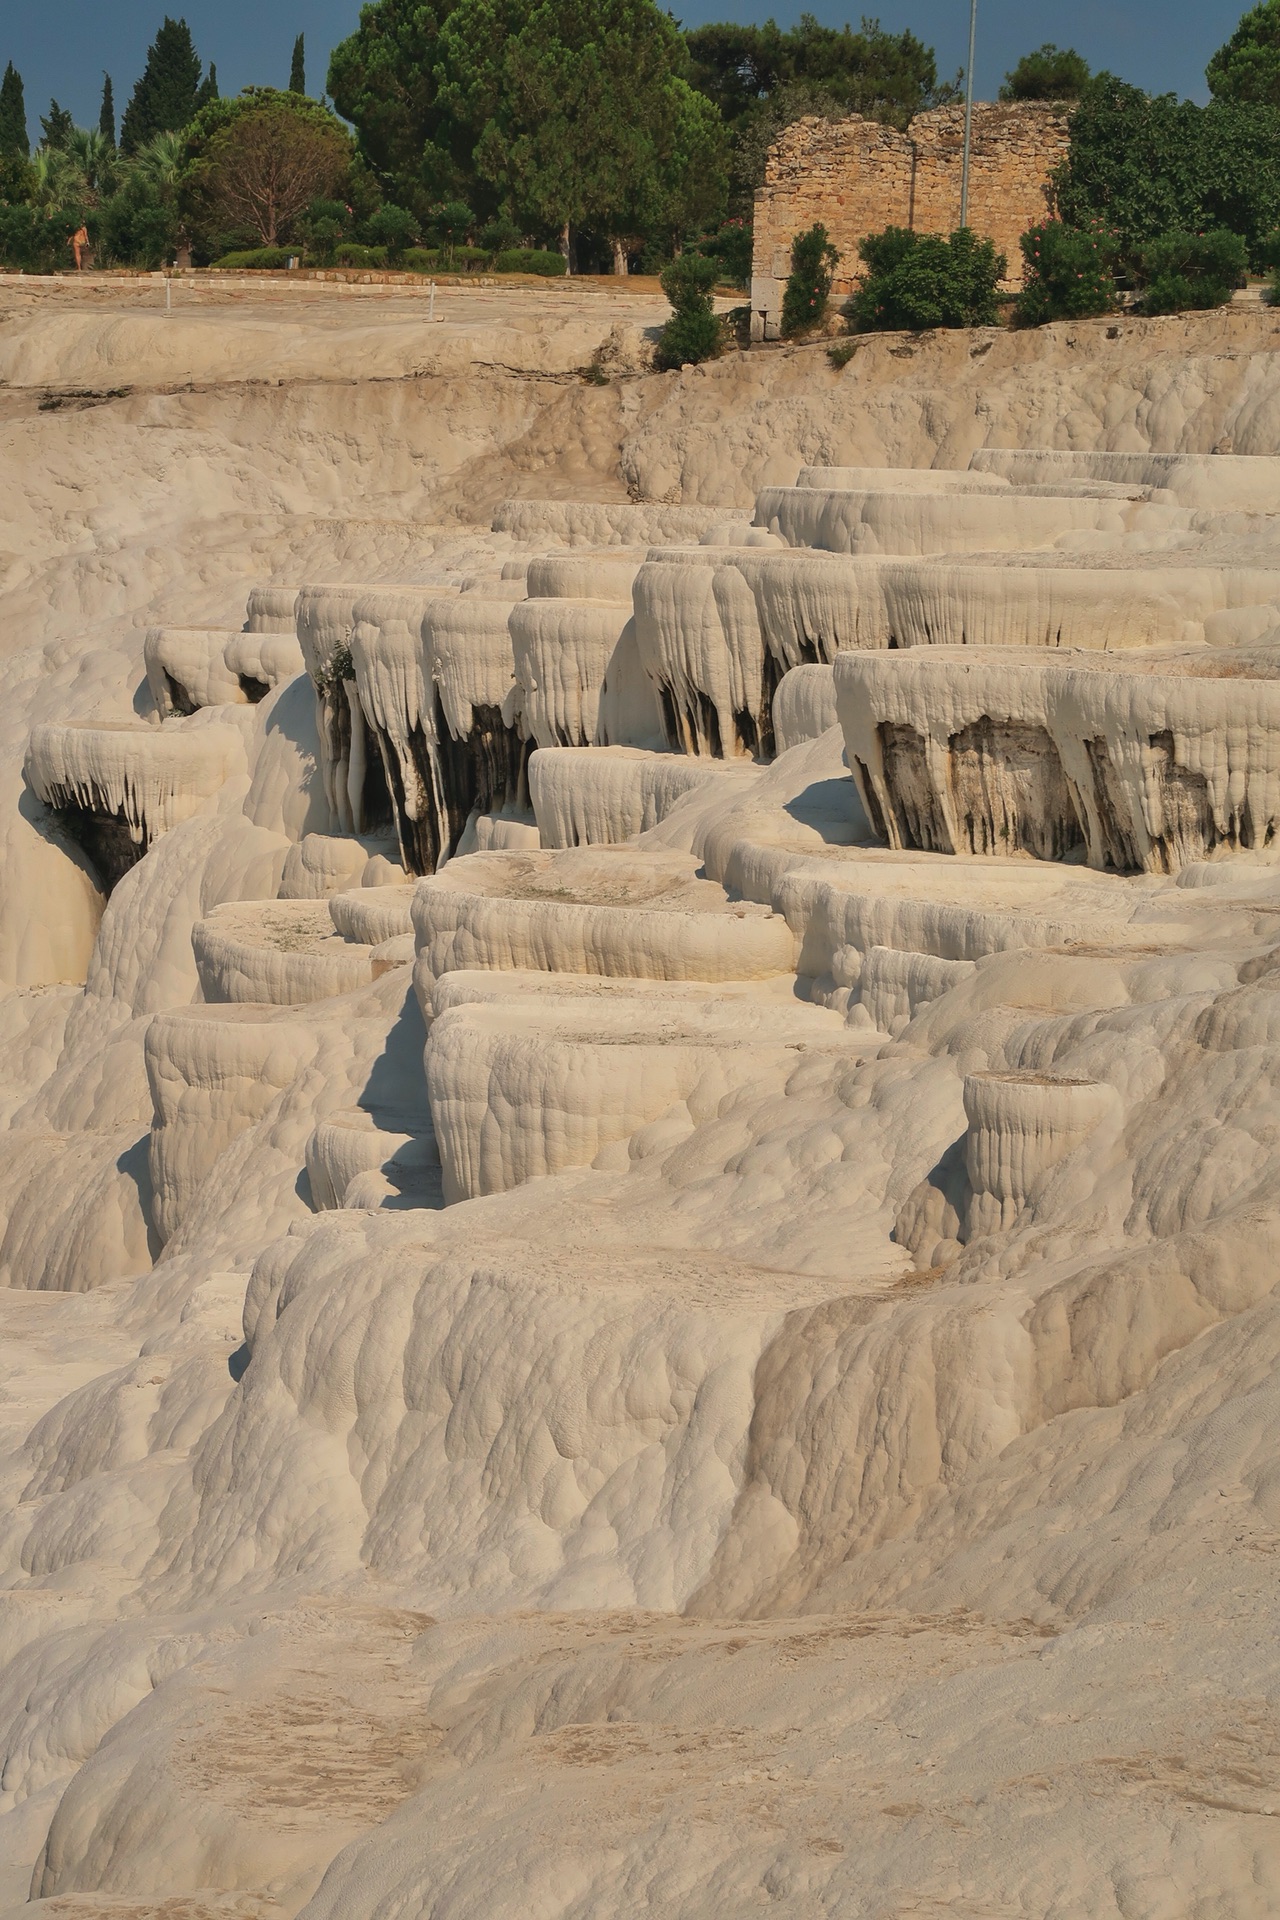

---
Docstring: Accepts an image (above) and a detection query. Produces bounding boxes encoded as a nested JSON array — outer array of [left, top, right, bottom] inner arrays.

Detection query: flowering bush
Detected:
[[1014, 220, 1118, 325]]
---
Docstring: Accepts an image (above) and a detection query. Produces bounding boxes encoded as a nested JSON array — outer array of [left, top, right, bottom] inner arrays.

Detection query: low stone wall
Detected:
[[751, 102, 1069, 338]]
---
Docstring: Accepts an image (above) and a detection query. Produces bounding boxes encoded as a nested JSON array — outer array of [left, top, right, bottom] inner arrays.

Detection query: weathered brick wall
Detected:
[[750, 102, 1070, 336]]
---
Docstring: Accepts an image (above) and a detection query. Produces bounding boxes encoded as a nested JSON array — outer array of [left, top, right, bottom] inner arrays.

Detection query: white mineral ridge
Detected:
[[7, 289, 1280, 1920]]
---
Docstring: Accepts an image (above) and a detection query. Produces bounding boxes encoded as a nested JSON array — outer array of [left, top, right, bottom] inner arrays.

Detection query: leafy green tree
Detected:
[[1053, 74, 1280, 267], [1014, 220, 1117, 324], [39, 101, 74, 151], [327, 0, 464, 212], [196, 64, 219, 110], [452, 0, 717, 269], [1000, 44, 1090, 101], [656, 251, 722, 367], [1208, 0, 1280, 103], [183, 88, 353, 247], [781, 221, 838, 334], [120, 17, 204, 154], [290, 35, 306, 94], [99, 74, 116, 145], [649, 78, 728, 251], [846, 225, 1005, 331], [687, 14, 948, 132], [0, 61, 29, 161], [687, 14, 956, 210]]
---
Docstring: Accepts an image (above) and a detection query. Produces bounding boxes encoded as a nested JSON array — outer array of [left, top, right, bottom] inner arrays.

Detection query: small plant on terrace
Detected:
[[655, 252, 723, 369], [781, 222, 839, 336]]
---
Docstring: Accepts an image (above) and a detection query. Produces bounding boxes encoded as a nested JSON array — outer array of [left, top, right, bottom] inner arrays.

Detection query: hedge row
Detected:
[[212, 244, 567, 276]]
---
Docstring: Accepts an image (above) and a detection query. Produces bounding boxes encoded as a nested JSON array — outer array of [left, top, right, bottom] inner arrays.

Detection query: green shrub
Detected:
[[213, 246, 295, 269], [1015, 220, 1118, 324], [656, 252, 722, 369], [1137, 229, 1246, 311], [363, 201, 418, 260], [479, 215, 523, 253], [428, 200, 473, 247], [0, 203, 81, 272], [846, 226, 1005, 332], [335, 242, 389, 268], [450, 244, 489, 269], [298, 198, 348, 266], [781, 222, 839, 336], [402, 247, 441, 273], [493, 247, 566, 275]]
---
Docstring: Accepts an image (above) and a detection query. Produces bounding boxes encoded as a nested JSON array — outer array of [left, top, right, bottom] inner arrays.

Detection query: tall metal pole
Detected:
[[959, 0, 978, 228]]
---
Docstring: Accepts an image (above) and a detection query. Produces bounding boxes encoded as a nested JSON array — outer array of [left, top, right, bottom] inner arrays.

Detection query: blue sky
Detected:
[[0, 0, 1253, 141]]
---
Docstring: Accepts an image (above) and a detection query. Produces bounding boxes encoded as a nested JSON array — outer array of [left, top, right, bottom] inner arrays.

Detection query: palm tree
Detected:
[[28, 146, 84, 213], [134, 128, 187, 192], [66, 124, 113, 195]]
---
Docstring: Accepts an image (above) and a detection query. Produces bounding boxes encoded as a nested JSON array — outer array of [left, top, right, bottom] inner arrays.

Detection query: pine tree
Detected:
[[290, 34, 305, 94], [99, 73, 116, 145], [196, 63, 219, 110], [120, 17, 203, 153], [39, 99, 74, 150], [0, 61, 28, 160]]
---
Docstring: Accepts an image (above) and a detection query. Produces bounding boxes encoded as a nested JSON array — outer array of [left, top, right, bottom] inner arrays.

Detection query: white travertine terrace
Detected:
[[755, 482, 1183, 554], [14, 287, 1280, 1916], [524, 550, 647, 602], [412, 845, 798, 987], [306, 1106, 440, 1211], [143, 627, 248, 717], [492, 499, 753, 546], [508, 598, 638, 748], [529, 745, 754, 848], [192, 899, 375, 1005], [962, 1069, 1121, 1238], [24, 717, 247, 887], [836, 645, 1280, 872], [427, 990, 860, 1200], [773, 662, 838, 751], [144, 1004, 315, 1242], [633, 548, 773, 756], [244, 585, 301, 632], [223, 628, 305, 698], [970, 446, 1280, 510]]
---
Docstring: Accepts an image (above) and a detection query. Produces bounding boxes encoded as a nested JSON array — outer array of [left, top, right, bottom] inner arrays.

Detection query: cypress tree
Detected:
[[99, 73, 116, 145], [290, 34, 306, 94], [0, 61, 28, 159], [196, 63, 219, 109], [120, 17, 202, 153], [39, 99, 74, 150]]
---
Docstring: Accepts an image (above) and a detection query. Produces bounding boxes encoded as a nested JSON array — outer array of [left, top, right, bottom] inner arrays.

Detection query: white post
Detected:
[[165, 275, 171, 314], [429, 280, 435, 322], [960, 0, 978, 228]]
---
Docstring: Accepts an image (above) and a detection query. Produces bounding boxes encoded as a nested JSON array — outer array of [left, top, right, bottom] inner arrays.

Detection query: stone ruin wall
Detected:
[[750, 103, 1070, 339]]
